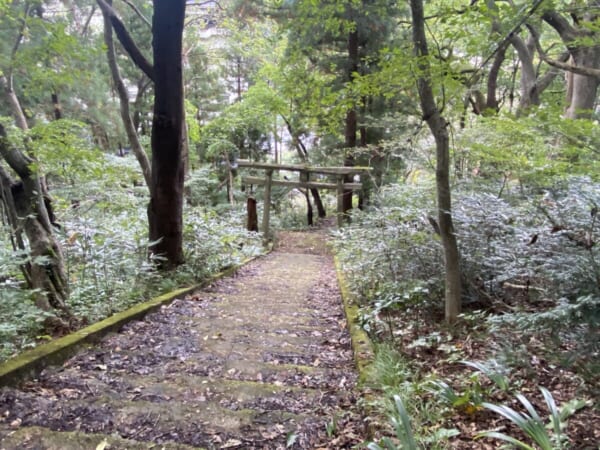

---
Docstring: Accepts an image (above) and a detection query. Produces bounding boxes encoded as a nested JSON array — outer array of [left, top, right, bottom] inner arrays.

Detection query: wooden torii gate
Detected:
[[238, 160, 370, 238]]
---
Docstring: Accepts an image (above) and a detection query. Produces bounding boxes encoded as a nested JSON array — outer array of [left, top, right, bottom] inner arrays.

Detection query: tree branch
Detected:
[[0, 123, 33, 179], [464, 0, 546, 87], [186, 1, 223, 9], [81, 5, 97, 36], [101, 1, 153, 192], [96, 0, 155, 81], [119, 0, 151, 28], [541, 10, 579, 44], [527, 24, 600, 79], [536, 50, 570, 92]]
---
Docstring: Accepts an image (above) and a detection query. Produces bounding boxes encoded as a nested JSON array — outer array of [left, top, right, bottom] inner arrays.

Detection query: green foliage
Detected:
[[0, 244, 49, 360], [184, 167, 222, 207], [334, 176, 599, 446], [364, 344, 459, 449], [477, 387, 589, 450], [198, 83, 280, 163], [461, 360, 510, 393], [29, 119, 107, 183], [367, 395, 418, 450], [488, 295, 600, 386], [0, 154, 263, 361], [457, 108, 600, 185], [57, 161, 263, 323]]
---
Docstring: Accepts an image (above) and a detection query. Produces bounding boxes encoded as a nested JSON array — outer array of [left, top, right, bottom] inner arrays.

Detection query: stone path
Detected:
[[0, 232, 361, 449]]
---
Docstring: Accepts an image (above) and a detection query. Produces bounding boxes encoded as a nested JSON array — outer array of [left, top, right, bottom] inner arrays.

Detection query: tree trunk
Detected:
[[486, 41, 508, 112], [511, 34, 540, 115], [225, 157, 235, 205], [147, 0, 186, 268], [0, 75, 28, 131], [51, 92, 62, 120], [133, 76, 152, 134], [0, 166, 32, 286], [0, 126, 69, 313], [343, 28, 359, 217], [101, 1, 152, 192], [0, 67, 70, 315], [541, 9, 600, 119], [566, 50, 600, 119], [410, 0, 461, 324], [304, 189, 313, 226], [283, 116, 326, 218], [310, 188, 326, 218]]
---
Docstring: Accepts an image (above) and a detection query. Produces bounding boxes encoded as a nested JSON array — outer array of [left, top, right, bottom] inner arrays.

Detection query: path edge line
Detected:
[[0, 254, 266, 387], [333, 254, 374, 384]]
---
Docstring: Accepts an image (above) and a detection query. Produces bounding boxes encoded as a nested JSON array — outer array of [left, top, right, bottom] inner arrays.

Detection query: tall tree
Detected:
[[539, 3, 600, 119], [0, 1, 70, 317], [97, 0, 186, 267], [410, 0, 461, 323]]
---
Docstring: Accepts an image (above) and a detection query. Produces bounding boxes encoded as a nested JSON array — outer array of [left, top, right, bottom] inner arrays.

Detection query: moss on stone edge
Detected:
[[0, 257, 261, 387], [0, 426, 203, 449], [333, 255, 374, 385]]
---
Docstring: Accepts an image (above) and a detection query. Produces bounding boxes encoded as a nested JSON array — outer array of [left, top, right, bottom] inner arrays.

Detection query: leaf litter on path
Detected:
[[0, 230, 367, 449]]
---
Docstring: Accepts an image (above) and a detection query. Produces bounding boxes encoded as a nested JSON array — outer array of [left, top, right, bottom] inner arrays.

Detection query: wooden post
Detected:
[[246, 197, 258, 232], [336, 175, 344, 227], [262, 169, 273, 243]]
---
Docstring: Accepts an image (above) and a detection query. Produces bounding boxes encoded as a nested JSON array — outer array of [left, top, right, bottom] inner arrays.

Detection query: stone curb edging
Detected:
[[0, 254, 265, 387], [333, 255, 375, 384]]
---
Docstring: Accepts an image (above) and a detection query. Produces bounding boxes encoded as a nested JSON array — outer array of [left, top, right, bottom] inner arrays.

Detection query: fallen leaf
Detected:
[[220, 438, 242, 448], [10, 418, 21, 428], [95, 439, 108, 450]]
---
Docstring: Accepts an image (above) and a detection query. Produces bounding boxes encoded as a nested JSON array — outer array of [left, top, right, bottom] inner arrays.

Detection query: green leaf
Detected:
[[286, 432, 297, 447], [476, 431, 536, 450]]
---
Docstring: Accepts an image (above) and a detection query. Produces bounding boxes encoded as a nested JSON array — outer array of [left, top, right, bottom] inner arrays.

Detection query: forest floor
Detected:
[[0, 230, 366, 449]]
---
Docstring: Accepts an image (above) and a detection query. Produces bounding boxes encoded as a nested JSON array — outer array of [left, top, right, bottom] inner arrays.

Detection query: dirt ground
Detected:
[[0, 231, 366, 449]]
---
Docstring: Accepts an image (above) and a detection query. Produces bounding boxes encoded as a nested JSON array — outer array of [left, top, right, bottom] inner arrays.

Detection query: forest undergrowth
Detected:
[[333, 177, 600, 449], [0, 155, 263, 362]]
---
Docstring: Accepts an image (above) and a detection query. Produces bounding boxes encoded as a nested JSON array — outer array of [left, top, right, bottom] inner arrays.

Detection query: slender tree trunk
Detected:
[[182, 87, 190, 176], [410, 0, 461, 324], [225, 157, 235, 205], [310, 188, 326, 218], [343, 28, 359, 217], [51, 92, 62, 120], [101, 1, 152, 192], [511, 34, 540, 115], [133, 76, 151, 134], [486, 41, 508, 112], [283, 116, 326, 218], [147, 0, 186, 267], [1, 75, 28, 131], [304, 189, 313, 226]]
